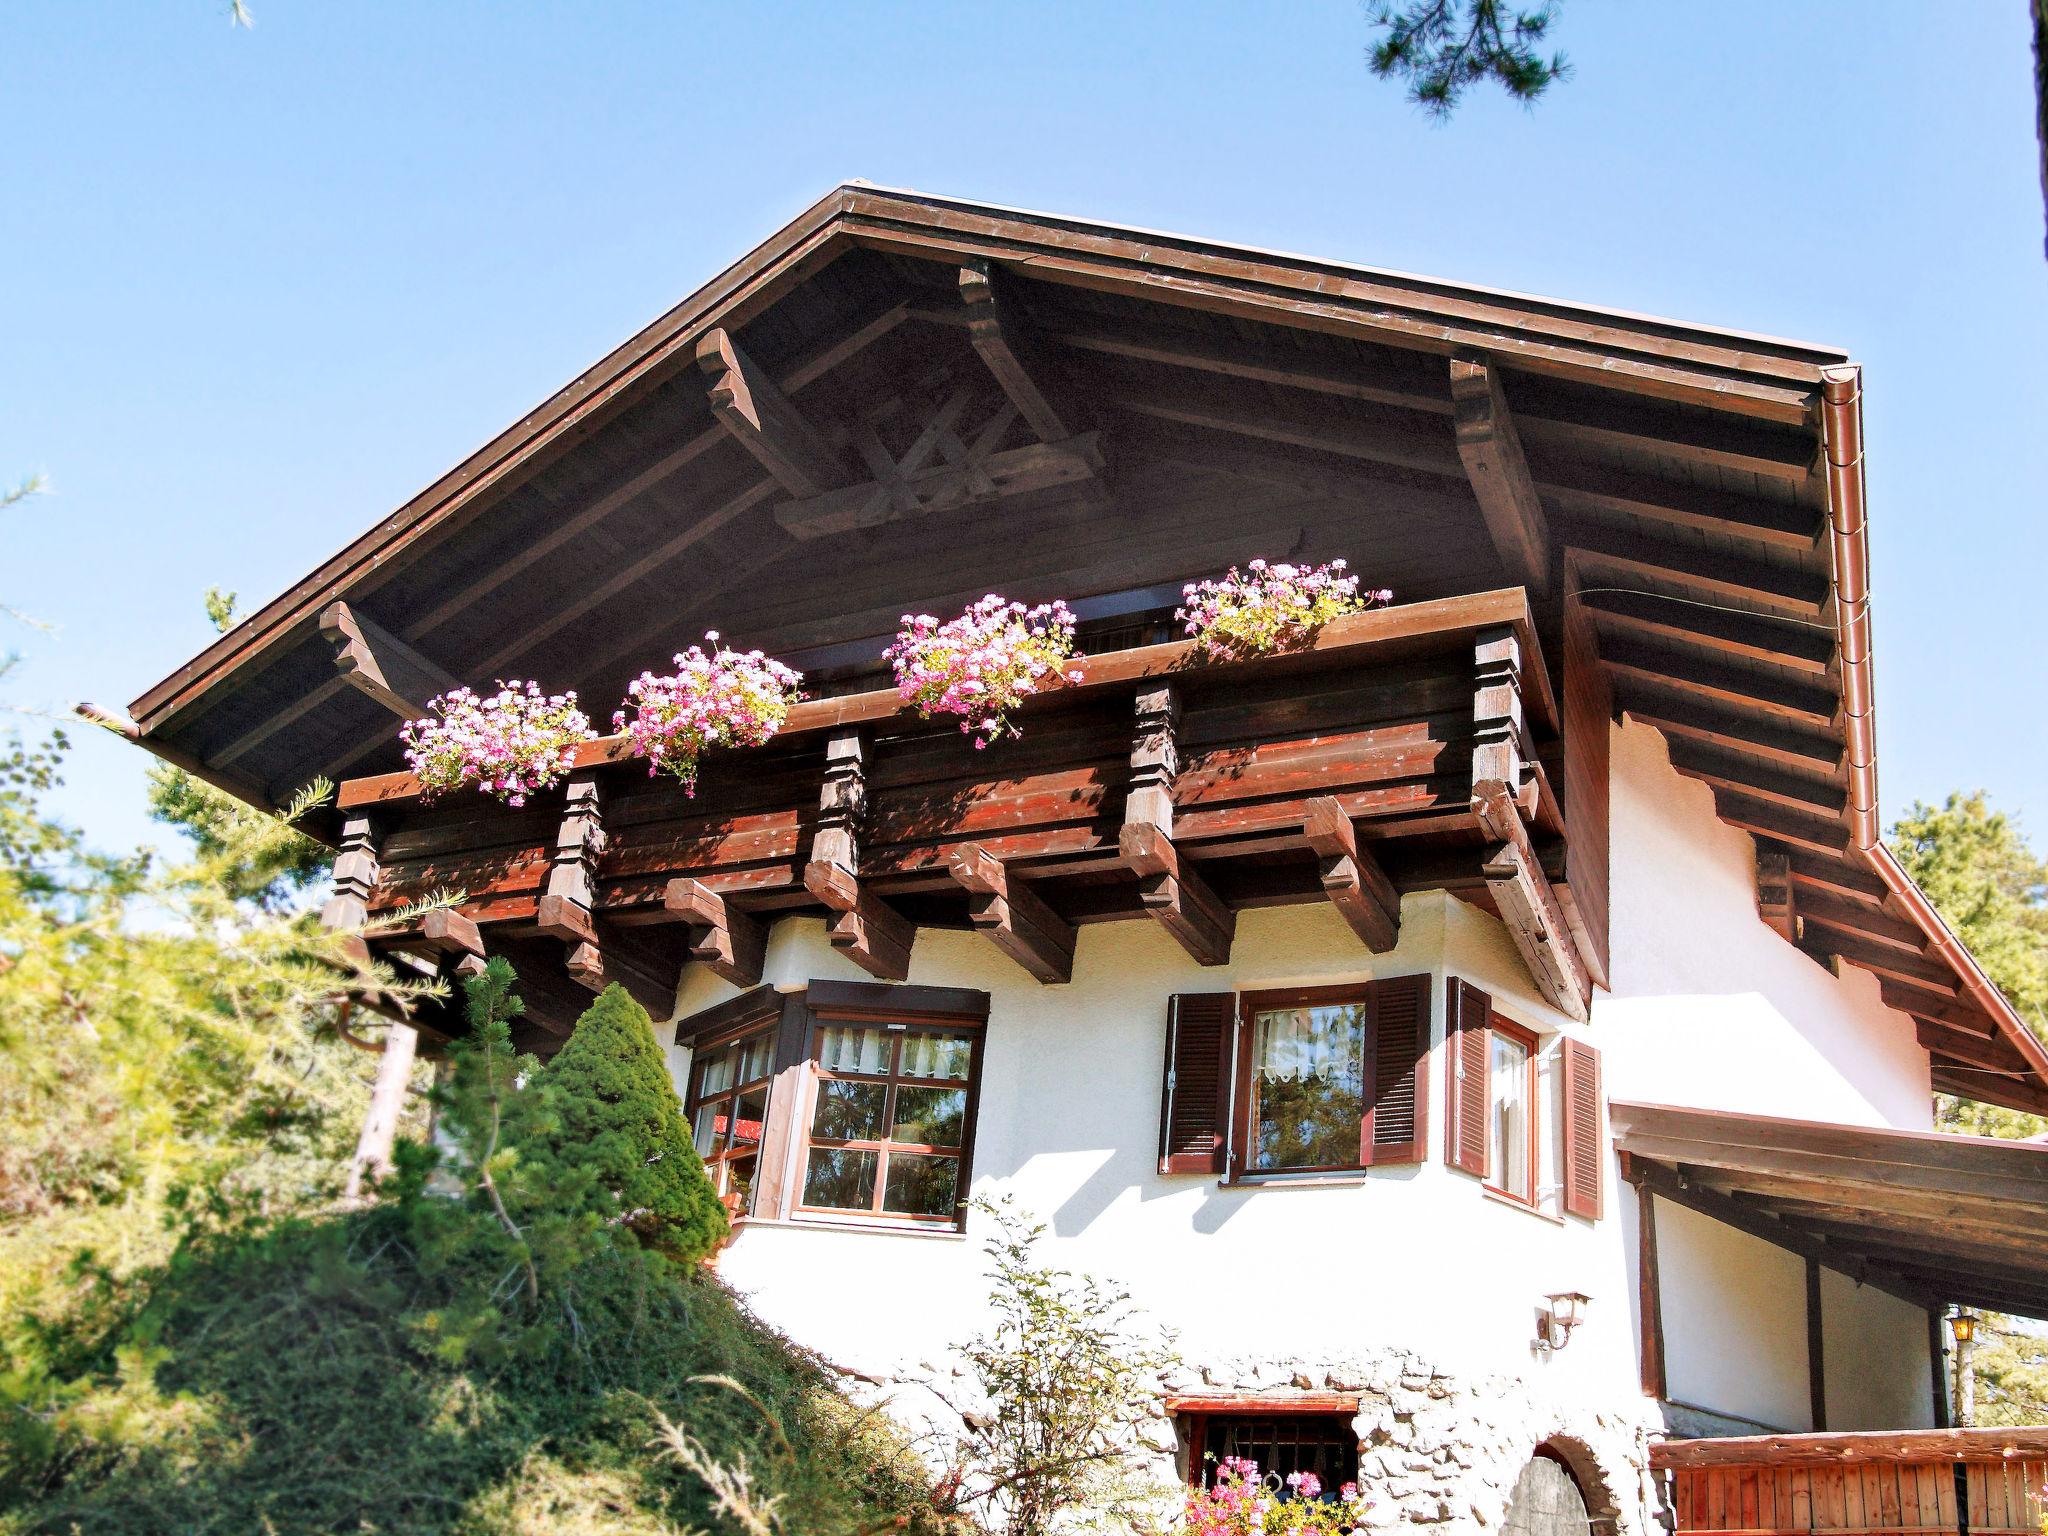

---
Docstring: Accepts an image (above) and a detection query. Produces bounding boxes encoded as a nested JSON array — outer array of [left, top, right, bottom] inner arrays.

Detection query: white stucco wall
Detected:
[[652, 714, 1943, 1521], [1652, 1199, 1812, 1431], [1821, 1267, 1937, 1431], [1599, 717, 1933, 1129]]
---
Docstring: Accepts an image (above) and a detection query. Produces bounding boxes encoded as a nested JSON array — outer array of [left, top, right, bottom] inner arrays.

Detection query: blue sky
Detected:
[[5, 2, 2045, 858]]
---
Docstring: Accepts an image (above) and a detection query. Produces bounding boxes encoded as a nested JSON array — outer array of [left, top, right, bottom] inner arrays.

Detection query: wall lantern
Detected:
[[1536, 1291, 1593, 1354], [1950, 1310, 1977, 1345]]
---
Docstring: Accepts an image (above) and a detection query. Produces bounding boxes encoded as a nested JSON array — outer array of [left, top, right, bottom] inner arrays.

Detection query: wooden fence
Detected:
[[1656, 1431, 2048, 1536]]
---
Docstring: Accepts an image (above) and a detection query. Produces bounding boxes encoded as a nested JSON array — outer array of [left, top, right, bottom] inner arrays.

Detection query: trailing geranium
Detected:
[[885, 594, 1082, 748], [400, 680, 594, 807], [1183, 1459, 1370, 1536], [1177, 558, 1391, 661], [614, 633, 803, 795]]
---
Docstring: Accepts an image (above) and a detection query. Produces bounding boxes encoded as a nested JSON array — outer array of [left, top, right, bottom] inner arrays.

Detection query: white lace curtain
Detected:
[[1252, 1005, 1364, 1085]]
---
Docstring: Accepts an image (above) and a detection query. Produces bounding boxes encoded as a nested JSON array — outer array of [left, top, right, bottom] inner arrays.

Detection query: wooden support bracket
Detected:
[[1476, 780, 1592, 1021], [1451, 353, 1554, 597], [696, 326, 847, 497], [1303, 795, 1399, 952], [804, 729, 915, 980], [664, 876, 768, 988], [947, 841, 1076, 983], [1121, 821, 1235, 967], [1756, 840, 1798, 944], [319, 600, 461, 721]]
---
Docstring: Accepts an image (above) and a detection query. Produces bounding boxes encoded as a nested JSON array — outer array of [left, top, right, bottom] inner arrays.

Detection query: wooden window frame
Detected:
[[791, 991, 989, 1232], [1232, 983, 1377, 1179], [683, 1015, 780, 1218], [1482, 1014, 1542, 1209]]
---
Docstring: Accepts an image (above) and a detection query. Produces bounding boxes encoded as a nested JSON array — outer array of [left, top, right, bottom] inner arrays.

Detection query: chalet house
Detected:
[[101, 185, 2048, 1536]]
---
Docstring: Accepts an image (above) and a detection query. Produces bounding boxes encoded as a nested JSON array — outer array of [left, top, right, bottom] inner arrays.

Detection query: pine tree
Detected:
[[530, 984, 728, 1264]]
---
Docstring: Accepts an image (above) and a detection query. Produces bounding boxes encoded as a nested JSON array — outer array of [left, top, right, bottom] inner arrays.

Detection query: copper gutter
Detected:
[[1819, 366, 2048, 1088]]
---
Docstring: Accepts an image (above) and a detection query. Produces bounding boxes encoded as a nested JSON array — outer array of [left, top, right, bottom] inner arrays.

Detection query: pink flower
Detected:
[[401, 680, 594, 806], [1177, 558, 1391, 661], [883, 594, 1079, 745], [613, 636, 803, 795]]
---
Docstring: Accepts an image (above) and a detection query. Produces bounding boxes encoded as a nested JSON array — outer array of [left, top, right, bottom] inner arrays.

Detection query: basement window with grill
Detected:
[[1179, 1408, 1361, 1490]]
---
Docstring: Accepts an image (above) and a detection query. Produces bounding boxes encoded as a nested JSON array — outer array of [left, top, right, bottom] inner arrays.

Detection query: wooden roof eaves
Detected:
[[127, 184, 865, 733], [128, 182, 1849, 739]]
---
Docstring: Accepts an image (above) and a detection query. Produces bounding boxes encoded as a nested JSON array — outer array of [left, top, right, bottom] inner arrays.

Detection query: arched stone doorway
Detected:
[[1503, 1454, 1593, 1536]]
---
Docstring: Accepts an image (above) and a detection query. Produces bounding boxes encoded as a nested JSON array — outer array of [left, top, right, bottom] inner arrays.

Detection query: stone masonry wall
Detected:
[[843, 1346, 1663, 1534]]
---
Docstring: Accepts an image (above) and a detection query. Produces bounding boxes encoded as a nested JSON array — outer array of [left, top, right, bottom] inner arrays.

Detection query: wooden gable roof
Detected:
[[97, 182, 2048, 1112]]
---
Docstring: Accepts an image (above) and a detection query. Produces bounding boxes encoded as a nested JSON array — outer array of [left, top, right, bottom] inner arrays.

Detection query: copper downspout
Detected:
[[1819, 367, 2048, 1087]]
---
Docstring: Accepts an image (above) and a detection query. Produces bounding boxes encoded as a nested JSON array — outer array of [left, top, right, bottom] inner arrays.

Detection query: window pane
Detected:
[[803, 1147, 878, 1210], [883, 1153, 959, 1217], [811, 1078, 888, 1141], [739, 1034, 775, 1084], [1489, 1032, 1532, 1200], [693, 1102, 721, 1158], [697, 1048, 735, 1097], [892, 1085, 967, 1148], [731, 1090, 767, 1149], [818, 1025, 894, 1075], [1249, 1004, 1365, 1171], [725, 1152, 757, 1208], [900, 1031, 973, 1081]]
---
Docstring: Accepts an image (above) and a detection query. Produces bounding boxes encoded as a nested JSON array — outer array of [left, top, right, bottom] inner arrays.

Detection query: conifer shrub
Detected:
[[527, 983, 729, 1265]]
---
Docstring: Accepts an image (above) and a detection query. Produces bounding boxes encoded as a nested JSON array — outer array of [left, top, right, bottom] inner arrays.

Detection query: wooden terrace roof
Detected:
[[1615, 1100, 2048, 1318]]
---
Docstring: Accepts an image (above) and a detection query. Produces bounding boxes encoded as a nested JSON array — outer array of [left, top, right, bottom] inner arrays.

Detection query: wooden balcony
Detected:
[[1655, 1427, 2048, 1536], [330, 588, 1606, 1045]]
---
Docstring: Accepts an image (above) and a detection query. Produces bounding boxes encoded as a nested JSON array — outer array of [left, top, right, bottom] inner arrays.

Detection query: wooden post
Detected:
[[1806, 1256, 1828, 1432], [1121, 685, 1233, 966], [1639, 1185, 1668, 1400], [345, 1019, 418, 1202], [538, 772, 607, 984], [1956, 1311, 1975, 1427], [803, 729, 915, 979], [1930, 1308, 1954, 1429], [1472, 629, 1589, 1020], [321, 814, 382, 931]]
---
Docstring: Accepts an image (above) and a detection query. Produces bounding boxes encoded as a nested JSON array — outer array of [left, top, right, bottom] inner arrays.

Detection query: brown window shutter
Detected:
[[1159, 993, 1234, 1175], [1362, 973, 1431, 1165], [1443, 978, 1491, 1178], [1561, 1036, 1603, 1220]]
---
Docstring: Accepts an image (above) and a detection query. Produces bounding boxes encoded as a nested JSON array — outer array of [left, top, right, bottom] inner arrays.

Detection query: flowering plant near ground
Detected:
[[613, 633, 803, 795], [885, 594, 1082, 747], [1183, 1459, 1371, 1536], [1177, 559, 1391, 661], [400, 681, 594, 807]]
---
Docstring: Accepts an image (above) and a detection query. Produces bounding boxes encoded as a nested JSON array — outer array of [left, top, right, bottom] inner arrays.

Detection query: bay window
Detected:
[[687, 1021, 777, 1212]]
